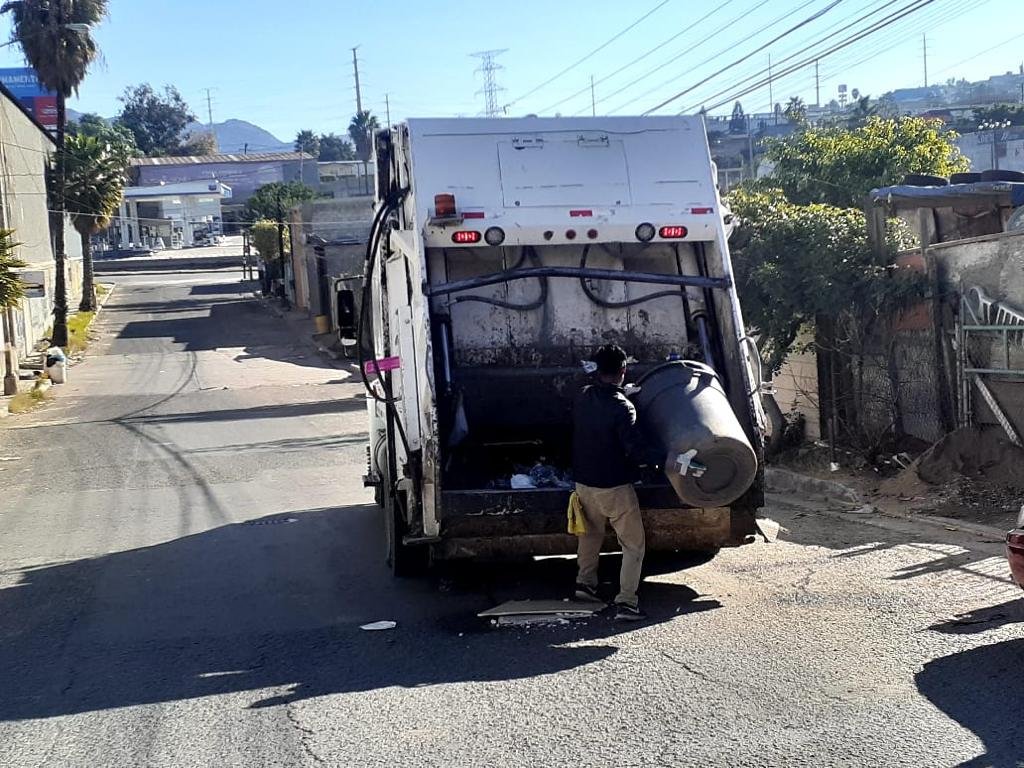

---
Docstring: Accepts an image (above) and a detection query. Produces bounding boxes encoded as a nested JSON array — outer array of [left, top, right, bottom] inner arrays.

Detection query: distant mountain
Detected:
[[189, 119, 292, 154], [66, 109, 292, 155]]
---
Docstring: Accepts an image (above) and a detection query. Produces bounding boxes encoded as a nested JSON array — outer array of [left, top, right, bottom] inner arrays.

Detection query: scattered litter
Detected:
[[0, 456, 21, 462], [360, 620, 397, 631], [844, 504, 876, 515], [755, 517, 781, 542], [478, 599, 601, 618], [581, 360, 598, 374], [511, 474, 536, 489], [829, 462, 840, 472], [496, 615, 571, 627]]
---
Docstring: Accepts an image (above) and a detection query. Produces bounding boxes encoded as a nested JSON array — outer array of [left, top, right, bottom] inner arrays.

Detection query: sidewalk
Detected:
[[254, 292, 352, 370]]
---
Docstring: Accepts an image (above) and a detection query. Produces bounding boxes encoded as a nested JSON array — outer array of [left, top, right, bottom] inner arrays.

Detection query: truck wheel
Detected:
[[382, 469, 428, 577]]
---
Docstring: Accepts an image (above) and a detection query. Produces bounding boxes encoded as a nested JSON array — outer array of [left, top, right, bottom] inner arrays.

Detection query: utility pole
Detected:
[[351, 46, 363, 115], [385, 93, 391, 127], [768, 54, 774, 124], [922, 33, 928, 87], [203, 88, 218, 152], [591, 75, 596, 117], [815, 59, 820, 107], [471, 49, 508, 117]]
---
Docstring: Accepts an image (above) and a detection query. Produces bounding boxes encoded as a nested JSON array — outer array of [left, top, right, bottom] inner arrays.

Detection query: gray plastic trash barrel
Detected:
[[633, 360, 757, 507]]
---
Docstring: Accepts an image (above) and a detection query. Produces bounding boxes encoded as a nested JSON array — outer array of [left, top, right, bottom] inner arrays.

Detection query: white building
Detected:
[[116, 180, 232, 249]]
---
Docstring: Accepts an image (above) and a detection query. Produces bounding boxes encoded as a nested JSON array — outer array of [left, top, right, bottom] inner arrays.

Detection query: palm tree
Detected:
[[784, 96, 807, 126], [348, 111, 379, 194], [61, 133, 129, 311], [2, 0, 107, 346], [294, 129, 320, 157], [0, 229, 26, 310]]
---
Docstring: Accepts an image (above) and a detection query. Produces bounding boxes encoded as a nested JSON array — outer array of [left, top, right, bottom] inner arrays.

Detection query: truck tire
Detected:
[[382, 465, 428, 577], [902, 173, 948, 187], [980, 169, 1024, 182]]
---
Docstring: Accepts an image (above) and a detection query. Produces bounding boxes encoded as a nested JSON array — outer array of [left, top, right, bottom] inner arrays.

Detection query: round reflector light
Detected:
[[635, 223, 656, 242], [565, 229, 577, 240], [484, 227, 506, 246], [587, 229, 599, 240]]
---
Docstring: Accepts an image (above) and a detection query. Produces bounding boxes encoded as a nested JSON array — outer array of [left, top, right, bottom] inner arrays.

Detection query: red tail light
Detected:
[[452, 230, 481, 244], [659, 226, 688, 239], [570, 209, 593, 217], [435, 194, 456, 218], [691, 207, 714, 214]]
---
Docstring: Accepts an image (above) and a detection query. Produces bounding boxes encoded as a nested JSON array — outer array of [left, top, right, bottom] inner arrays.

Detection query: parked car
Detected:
[[1008, 506, 1024, 588]]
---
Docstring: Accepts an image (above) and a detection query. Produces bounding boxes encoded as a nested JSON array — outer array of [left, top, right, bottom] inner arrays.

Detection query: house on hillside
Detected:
[[0, 80, 81, 389]]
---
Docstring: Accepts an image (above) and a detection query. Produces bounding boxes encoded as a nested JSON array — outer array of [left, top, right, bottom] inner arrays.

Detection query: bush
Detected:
[[250, 220, 285, 261]]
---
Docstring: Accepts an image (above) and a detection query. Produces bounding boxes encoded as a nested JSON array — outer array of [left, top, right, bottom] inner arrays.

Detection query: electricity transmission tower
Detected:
[[471, 49, 508, 117]]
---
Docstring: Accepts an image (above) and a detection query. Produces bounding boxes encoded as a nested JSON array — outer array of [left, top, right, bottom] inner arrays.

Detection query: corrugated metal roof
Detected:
[[131, 151, 314, 166]]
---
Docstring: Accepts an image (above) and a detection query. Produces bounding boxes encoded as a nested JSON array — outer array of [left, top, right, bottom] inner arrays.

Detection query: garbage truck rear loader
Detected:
[[360, 117, 765, 573]]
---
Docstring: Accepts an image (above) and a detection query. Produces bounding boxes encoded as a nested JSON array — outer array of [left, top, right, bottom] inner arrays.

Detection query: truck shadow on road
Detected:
[[916, 637, 1024, 768], [0, 504, 709, 721]]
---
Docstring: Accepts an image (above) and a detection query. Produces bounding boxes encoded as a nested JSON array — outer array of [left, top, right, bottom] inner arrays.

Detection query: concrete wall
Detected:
[[772, 351, 821, 441], [956, 130, 1024, 174], [288, 197, 373, 321], [0, 92, 81, 358]]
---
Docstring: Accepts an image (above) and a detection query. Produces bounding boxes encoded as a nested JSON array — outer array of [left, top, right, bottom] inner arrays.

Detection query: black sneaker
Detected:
[[614, 603, 647, 621], [574, 584, 604, 603]]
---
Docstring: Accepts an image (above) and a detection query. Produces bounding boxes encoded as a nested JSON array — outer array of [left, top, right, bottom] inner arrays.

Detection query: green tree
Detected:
[[347, 111, 379, 163], [61, 133, 130, 311], [783, 96, 807, 126], [846, 95, 878, 128], [761, 116, 969, 208], [250, 220, 285, 261], [318, 132, 356, 161], [2, 0, 107, 347], [728, 187, 917, 373], [0, 230, 26, 309], [244, 181, 317, 222], [294, 130, 320, 156], [169, 131, 216, 157], [115, 83, 196, 156]]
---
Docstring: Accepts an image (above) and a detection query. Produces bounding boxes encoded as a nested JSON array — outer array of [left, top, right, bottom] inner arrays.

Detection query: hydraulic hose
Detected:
[[450, 246, 548, 311], [578, 244, 688, 308]]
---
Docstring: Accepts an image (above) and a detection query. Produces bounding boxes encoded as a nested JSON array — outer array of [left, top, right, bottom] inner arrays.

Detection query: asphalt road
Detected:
[[1, 251, 1022, 768]]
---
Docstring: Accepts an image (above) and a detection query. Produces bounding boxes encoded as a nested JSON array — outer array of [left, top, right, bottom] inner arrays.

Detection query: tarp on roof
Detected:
[[869, 181, 1024, 210]]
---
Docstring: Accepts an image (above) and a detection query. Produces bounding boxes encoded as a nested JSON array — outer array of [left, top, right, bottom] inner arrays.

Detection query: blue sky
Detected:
[[0, 0, 1019, 144]]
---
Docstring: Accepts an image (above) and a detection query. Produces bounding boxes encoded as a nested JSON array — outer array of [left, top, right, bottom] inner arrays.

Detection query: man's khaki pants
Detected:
[[574, 482, 645, 608]]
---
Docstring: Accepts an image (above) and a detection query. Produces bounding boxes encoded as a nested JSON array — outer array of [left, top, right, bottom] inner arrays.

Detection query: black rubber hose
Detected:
[[450, 246, 548, 311], [578, 244, 687, 308]]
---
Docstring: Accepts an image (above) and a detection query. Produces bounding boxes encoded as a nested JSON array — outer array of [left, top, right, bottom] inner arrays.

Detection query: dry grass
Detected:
[[8, 385, 52, 414], [66, 310, 96, 354]]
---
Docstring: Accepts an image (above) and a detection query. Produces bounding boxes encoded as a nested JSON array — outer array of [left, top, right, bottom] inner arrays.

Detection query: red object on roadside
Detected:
[[1007, 529, 1024, 588]]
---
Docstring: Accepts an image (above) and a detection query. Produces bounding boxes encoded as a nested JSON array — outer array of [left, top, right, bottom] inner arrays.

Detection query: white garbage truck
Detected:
[[359, 116, 765, 574]]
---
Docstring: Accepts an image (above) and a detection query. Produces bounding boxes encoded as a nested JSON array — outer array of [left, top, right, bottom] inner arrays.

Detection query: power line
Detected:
[[675, 0, 905, 113], [699, 0, 941, 113], [504, 0, 672, 109], [601, 0, 801, 115], [643, 0, 848, 114], [536, 0, 737, 115]]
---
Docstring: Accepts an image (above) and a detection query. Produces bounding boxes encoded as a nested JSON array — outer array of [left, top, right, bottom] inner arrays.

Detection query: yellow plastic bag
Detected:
[[567, 491, 587, 535]]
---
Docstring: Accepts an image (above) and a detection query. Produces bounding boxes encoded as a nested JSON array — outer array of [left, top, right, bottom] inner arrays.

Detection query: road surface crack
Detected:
[[286, 703, 325, 766], [659, 650, 719, 683]]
